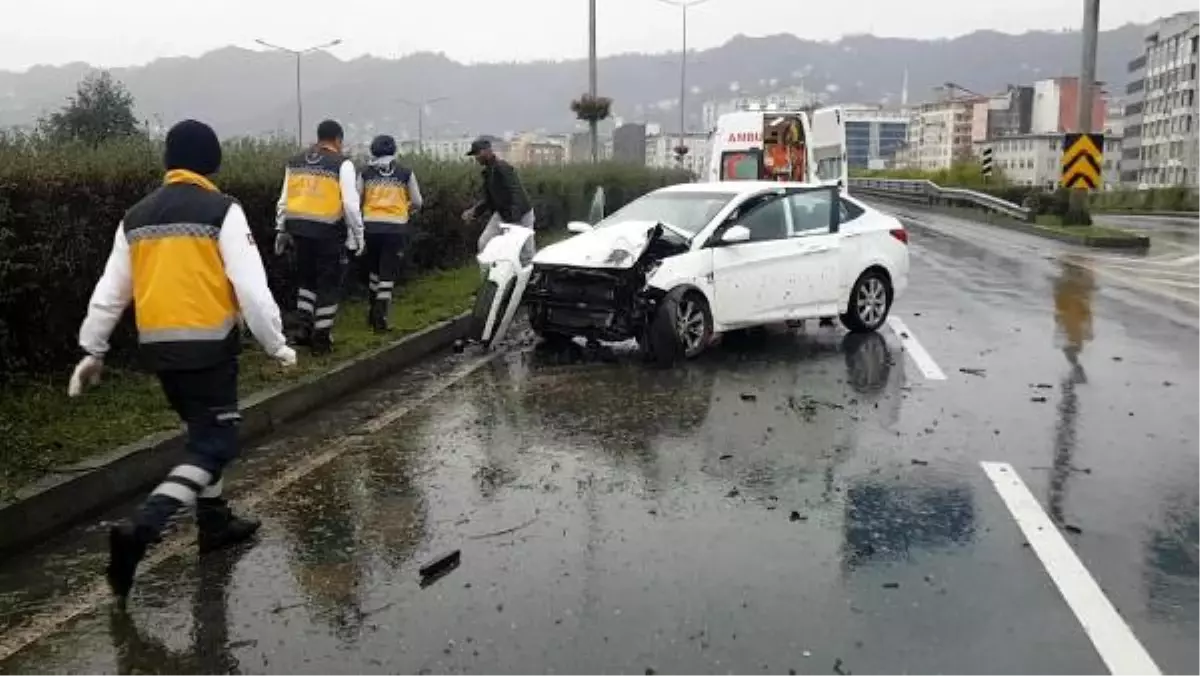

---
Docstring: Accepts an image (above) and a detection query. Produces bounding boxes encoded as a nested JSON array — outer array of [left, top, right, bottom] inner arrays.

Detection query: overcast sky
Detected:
[[2, 0, 1195, 72]]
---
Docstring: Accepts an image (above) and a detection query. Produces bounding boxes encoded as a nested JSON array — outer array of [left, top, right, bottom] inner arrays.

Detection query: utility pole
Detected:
[[656, 0, 713, 162], [588, 0, 598, 163], [255, 38, 342, 145], [1068, 0, 1100, 224], [397, 97, 449, 155]]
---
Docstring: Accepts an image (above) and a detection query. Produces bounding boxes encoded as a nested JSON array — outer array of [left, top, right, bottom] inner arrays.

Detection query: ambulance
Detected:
[[706, 105, 849, 189]]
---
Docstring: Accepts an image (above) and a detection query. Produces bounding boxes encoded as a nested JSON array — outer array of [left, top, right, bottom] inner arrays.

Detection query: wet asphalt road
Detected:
[[0, 206, 1196, 674]]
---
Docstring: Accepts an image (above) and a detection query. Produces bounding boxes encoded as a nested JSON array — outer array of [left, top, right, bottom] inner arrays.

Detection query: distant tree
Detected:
[[40, 71, 142, 145]]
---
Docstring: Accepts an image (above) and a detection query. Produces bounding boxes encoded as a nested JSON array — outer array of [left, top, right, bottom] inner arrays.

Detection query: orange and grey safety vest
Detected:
[[361, 161, 413, 234], [122, 170, 241, 371], [283, 146, 346, 239]]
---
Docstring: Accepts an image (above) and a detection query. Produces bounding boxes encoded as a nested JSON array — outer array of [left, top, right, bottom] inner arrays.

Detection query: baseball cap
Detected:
[[466, 137, 492, 156]]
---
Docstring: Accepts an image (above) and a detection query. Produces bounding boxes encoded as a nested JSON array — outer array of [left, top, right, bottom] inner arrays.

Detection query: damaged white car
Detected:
[[473, 181, 910, 365]]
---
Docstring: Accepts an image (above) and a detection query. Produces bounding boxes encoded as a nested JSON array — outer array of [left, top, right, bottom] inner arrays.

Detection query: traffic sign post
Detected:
[[1060, 133, 1104, 191], [980, 146, 994, 181]]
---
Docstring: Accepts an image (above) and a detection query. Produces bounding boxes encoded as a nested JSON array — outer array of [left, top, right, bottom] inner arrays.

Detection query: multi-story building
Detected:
[[903, 97, 980, 170], [843, 105, 909, 170], [1121, 10, 1199, 187], [397, 135, 480, 162], [973, 133, 1123, 189], [645, 132, 710, 176], [972, 85, 1035, 139], [1031, 76, 1107, 134], [507, 133, 566, 166], [612, 123, 648, 165]]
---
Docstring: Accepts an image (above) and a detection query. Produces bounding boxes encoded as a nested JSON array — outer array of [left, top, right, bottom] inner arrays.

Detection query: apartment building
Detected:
[[1121, 10, 1199, 187], [904, 97, 978, 170], [645, 132, 710, 176], [1031, 76, 1107, 134], [508, 133, 566, 166], [612, 123, 648, 165]]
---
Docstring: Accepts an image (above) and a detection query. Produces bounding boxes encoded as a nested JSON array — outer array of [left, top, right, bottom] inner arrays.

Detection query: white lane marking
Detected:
[[0, 348, 508, 664], [886, 315, 946, 381], [980, 462, 1162, 676], [1170, 253, 1200, 266]]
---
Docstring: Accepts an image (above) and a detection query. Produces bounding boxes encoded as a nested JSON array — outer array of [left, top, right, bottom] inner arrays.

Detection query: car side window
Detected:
[[839, 198, 865, 224], [734, 195, 789, 242], [786, 191, 834, 236]]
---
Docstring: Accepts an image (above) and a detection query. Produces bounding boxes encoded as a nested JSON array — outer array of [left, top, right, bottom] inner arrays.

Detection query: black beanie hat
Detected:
[[164, 119, 222, 175], [370, 134, 397, 158]]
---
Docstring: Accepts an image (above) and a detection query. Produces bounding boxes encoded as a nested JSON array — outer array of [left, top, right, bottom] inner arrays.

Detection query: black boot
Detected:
[[196, 499, 261, 555], [108, 521, 157, 600], [367, 300, 380, 329], [372, 299, 392, 334], [310, 329, 333, 356]]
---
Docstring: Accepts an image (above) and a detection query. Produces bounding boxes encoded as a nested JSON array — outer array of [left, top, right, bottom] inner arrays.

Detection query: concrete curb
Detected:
[[1094, 210, 1199, 219], [862, 195, 1151, 251], [0, 313, 472, 557]]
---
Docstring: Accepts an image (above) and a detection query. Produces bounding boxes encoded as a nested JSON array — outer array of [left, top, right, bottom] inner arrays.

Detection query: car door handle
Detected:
[[798, 243, 833, 254]]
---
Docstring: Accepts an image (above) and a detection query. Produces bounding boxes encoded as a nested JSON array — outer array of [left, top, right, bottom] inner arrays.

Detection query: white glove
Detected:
[[274, 232, 293, 256], [272, 345, 297, 368], [67, 355, 105, 397], [346, 230, 366, 258]]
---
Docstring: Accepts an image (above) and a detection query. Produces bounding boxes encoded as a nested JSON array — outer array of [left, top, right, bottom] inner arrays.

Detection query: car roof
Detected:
[[657, 180, 834, 197]]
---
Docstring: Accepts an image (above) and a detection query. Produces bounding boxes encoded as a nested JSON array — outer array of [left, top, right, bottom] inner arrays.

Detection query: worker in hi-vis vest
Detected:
[[358, 134, 423, 333], [69, 120, 297, 601], [273, 119, 365, 354]]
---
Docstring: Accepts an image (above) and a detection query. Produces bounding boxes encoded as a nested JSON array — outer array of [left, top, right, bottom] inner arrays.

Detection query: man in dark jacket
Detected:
[[461, 137, 534, 252]]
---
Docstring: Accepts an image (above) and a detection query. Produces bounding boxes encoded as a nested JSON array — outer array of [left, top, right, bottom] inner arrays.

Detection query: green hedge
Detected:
[[0, 137, 689, 380]]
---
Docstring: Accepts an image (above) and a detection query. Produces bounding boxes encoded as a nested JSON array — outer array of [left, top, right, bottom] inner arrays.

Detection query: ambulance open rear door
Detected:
[[810, 106, 849, 190]]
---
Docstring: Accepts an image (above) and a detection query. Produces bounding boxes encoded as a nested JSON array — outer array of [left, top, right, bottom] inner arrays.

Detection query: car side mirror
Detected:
[[567, 221, 594, 234], [720, 225, 751, 244]]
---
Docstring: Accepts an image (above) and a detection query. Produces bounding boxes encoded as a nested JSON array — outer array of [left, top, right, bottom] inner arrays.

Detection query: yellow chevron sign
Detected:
[[1060, 133, 1103, 190]]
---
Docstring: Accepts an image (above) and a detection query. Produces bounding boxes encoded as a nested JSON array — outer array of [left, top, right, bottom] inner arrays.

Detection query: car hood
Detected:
[[533, 220, 672, 270]]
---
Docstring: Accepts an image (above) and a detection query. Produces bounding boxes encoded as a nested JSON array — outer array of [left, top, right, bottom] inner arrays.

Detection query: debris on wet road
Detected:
[[0, 205, 1195, 674]]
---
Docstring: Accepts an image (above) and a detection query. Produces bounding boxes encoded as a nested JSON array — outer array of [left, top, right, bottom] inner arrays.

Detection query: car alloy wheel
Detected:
[[855, 275, 888, 329], [676, 297, 710, 357]]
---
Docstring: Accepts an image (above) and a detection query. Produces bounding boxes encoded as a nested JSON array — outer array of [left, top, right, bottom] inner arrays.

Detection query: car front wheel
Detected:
[[840, 270, 892, 333], [643, 288, 713, 367]]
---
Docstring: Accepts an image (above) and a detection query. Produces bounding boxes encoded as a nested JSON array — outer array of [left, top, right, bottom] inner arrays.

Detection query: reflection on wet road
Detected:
[[0, 206, 1196, 674]]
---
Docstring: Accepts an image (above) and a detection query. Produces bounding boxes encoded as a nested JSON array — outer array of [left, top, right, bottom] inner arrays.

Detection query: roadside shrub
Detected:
[[0, 137, 689, 380]]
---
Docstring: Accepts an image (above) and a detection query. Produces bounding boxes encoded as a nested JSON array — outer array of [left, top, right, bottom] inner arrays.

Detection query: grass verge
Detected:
[[1033, 215, 1146, 240], [0, 264, 480, 500]]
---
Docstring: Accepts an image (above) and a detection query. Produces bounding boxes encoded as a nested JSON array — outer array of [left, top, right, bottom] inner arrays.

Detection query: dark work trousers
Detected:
[[294, 233, 345, 350], [135, 359, 240, 538], [365, 231, 405, 306]]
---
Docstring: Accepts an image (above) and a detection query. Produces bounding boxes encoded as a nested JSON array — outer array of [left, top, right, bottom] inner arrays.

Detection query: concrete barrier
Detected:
[[0, 313, 471, 557]]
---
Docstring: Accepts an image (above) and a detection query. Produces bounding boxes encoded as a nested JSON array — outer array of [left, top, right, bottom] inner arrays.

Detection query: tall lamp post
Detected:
[[588, 0, 599, 163], [655, 0, 713, 161], [255, 38, 342, 144], [396, 97, 449, 155]]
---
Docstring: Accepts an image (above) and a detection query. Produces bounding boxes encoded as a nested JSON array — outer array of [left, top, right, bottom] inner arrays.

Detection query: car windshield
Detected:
[[596, 191, 734, 236]]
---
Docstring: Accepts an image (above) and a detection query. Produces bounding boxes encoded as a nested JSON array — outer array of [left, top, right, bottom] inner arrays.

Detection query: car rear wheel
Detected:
[[840, 270, 892, 333]]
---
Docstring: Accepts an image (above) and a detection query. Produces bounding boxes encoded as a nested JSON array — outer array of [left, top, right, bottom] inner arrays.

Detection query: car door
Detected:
[[781, 187, 843, 319], [708, 190, 797, 328]]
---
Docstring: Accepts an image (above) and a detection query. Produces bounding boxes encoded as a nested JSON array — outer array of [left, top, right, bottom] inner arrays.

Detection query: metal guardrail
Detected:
[[848, 178, 1033, 222]]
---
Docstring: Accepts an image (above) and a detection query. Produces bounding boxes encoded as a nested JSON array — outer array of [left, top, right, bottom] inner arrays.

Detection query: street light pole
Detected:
[[397, 97, 449, 155], [588, 0, 598, 163], [1068, 0, 1100, 224], [255, 38, 343, 145], [655, 0, 712, 161]]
